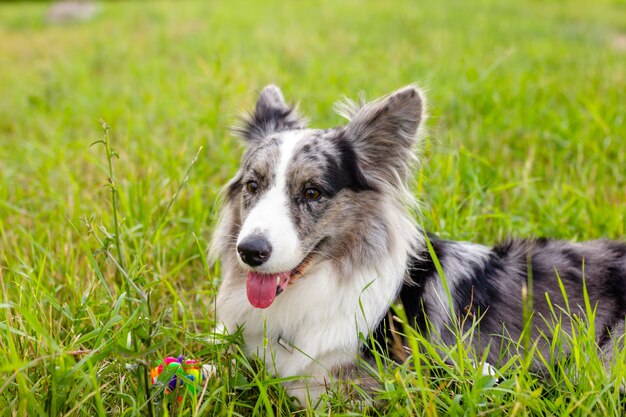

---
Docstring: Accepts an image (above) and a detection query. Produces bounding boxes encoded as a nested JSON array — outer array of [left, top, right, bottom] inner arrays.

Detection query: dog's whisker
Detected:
[[307, 249, 346, 266]]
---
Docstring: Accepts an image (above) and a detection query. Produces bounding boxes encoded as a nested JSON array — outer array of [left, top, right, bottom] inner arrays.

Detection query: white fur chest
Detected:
[[216, 260, 404, 379]]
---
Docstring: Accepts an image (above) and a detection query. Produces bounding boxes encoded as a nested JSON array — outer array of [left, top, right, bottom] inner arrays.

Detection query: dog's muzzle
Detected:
[[237, 234, 272, 267]]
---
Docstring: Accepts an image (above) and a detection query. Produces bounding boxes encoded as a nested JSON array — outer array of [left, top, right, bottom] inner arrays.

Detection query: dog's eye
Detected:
[[245, 180, 259, 194], [303, 187, 322, 201]]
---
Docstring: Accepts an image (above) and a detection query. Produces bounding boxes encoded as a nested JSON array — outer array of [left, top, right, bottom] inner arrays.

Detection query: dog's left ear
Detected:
[[236, 85, 307, 142], [341, 86, 425, 190]]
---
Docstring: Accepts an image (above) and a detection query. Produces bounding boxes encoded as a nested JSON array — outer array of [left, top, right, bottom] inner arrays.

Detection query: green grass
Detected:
[[1, 0, 625, 415]]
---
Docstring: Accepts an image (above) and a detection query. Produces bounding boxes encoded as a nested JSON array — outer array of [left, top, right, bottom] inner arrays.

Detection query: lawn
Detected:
[[0, 0, 625, 415]]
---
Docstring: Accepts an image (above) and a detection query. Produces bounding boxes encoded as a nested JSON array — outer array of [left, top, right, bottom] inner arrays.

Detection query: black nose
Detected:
[[237, 235, 272, 267]]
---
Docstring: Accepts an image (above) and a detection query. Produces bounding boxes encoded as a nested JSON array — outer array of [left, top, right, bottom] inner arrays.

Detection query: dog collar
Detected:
[[277, 336, 294, 354]]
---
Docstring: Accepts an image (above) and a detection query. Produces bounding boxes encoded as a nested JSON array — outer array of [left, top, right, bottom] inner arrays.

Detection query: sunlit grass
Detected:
[[0, 0, 624, 415]]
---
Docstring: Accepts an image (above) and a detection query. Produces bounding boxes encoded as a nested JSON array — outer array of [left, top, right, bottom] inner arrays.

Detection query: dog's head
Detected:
[[215, 85, 426, 309]]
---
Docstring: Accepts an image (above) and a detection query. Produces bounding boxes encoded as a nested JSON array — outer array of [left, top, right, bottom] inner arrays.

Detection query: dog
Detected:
[[211, 85, 626, 404]]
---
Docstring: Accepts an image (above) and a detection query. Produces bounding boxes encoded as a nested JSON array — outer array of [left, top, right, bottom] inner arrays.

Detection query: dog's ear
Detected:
[[340, 86, 425, 190], [235, 85, 307, 142]]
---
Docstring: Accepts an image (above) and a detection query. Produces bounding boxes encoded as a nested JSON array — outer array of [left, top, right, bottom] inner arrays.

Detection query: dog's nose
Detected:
[[237, 235, 272, 267]]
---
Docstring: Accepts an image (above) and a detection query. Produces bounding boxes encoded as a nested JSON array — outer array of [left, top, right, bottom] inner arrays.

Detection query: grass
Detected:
[[0, 0, 625, 415]]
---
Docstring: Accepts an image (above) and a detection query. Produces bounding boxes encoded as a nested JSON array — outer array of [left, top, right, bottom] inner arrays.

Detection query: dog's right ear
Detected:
[[235, 85, 307, 142], [339, 86, 426, 191]]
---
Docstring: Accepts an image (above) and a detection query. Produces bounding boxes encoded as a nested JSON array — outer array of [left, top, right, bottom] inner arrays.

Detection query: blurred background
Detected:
[[1, 0, 624, 243]]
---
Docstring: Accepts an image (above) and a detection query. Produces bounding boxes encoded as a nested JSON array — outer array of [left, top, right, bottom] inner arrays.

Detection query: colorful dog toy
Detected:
[[149, 355, 203, 399]]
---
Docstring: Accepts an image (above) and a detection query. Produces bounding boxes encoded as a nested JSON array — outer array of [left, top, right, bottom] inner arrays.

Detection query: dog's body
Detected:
[[212, 85, 626, 403]]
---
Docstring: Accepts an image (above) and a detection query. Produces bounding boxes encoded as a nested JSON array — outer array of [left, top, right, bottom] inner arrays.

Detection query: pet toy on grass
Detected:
[[149, 355, 204, 399]]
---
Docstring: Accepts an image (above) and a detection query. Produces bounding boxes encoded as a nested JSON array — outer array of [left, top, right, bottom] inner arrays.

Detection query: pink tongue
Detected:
[[246, 272, 281, 309]]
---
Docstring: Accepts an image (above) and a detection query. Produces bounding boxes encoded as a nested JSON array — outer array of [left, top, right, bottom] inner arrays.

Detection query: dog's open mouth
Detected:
[[245, 253, 315, 309]]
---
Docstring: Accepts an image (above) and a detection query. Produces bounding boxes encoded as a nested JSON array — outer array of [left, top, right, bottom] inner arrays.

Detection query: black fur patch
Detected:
[[225, 175, 242, 202], [452, 253, 503, 318], [322, 139, 372, 196], [597, 321, 618, 348], [364, 236, 442, 360], [238, 107, 301, 142], [492, 239, 514, 258], [561, 247, 584, 269], [606, 242, 626, 301], [605, 265, 626, 315]]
